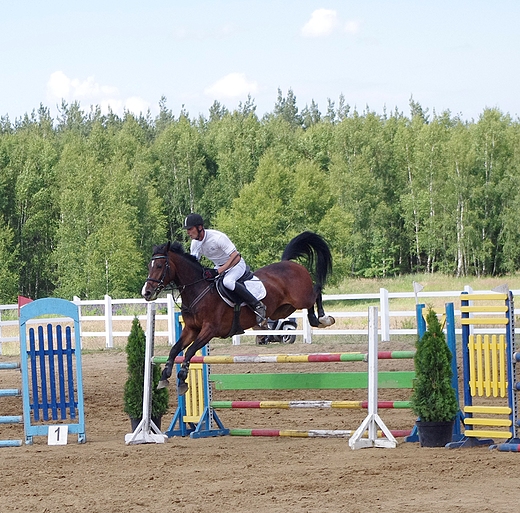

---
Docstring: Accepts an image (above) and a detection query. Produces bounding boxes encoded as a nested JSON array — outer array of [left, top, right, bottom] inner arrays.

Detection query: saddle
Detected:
[[212, 267, 258, 338], [214, 266, 254, 304]]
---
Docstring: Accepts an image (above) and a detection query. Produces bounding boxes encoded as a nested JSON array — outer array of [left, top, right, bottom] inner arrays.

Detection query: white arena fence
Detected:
[[0, 286, 518, 354]]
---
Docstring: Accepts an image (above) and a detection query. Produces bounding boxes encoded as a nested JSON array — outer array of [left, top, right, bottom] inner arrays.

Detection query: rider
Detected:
[[183, 213, 267, 328]]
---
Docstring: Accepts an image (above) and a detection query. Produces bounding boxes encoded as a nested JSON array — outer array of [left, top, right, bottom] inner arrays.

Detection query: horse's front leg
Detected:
[[157, 327, 197, 389], [176, 326, 215, 396]]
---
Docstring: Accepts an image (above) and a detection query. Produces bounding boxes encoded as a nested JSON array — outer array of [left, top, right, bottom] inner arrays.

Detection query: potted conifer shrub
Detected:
[[410, 307, 459, 447], [124, 317, 169, 431]]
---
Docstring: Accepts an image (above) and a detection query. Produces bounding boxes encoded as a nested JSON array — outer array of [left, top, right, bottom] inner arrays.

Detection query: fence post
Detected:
[[104, 295, 113, 348], [349, 306, 397, 449], [464, 285, 474, 336], [379, 288, 390, 342], [302, 309, 312, 344], [167, 294, 176, 346]]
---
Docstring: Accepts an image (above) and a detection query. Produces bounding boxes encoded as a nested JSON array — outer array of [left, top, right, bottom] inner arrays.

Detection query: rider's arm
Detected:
[[217, 250, 241, 274]]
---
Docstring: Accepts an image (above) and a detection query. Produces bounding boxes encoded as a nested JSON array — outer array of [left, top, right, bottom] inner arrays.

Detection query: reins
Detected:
[[181, 283, 213, 313]]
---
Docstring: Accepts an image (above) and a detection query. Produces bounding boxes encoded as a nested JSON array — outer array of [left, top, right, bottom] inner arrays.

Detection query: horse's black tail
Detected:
[[281, 232, 333, 293]]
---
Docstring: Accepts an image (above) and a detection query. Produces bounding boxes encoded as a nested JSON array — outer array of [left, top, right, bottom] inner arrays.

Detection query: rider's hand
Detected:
[[204, 269, 219, 280]]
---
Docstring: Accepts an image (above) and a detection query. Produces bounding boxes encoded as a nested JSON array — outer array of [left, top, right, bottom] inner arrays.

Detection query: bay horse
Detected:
[[141, 231, 335, 394]]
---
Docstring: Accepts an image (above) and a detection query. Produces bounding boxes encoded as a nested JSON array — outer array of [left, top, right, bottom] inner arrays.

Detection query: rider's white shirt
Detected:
[[190, 229, 237, 267], [190, 228, 266, 299]]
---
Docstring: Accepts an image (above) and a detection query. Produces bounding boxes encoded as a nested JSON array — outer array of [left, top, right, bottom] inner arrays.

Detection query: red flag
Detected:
[[18, 296, 33, 315]]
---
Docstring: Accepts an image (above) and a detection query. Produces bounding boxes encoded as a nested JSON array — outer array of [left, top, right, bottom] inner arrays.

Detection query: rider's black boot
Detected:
[[233, 282, 267, 328]]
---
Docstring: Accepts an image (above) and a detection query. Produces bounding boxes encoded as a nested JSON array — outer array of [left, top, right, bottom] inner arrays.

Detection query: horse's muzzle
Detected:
[[141, 282, 160, 301]]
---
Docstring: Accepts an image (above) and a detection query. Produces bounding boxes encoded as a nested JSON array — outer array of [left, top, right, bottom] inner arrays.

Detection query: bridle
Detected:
[[145, 254, 171, 297], [145, 252, 211, 310]]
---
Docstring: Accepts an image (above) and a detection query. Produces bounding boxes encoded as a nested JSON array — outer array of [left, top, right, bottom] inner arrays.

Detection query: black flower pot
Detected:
[[130, 416, 162, 432], [416, 420, 454, 447]]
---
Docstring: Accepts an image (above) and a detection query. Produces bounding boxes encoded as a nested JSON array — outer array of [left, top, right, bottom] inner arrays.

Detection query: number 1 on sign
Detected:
[[48, 425, 68, 445]]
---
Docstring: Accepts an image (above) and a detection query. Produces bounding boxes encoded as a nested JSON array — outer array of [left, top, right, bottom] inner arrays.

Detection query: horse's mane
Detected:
[[152, 241, 203, 269]]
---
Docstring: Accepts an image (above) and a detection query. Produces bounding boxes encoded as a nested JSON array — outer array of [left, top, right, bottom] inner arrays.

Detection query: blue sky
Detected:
[[1, 1, 519, 122]]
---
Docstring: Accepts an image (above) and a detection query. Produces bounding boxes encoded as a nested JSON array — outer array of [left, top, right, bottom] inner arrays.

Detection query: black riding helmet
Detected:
[[183, 213, 204, 229]]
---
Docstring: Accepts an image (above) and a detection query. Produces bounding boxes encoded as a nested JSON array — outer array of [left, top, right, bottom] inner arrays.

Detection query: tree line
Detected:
[[1, 90, 519, 302]]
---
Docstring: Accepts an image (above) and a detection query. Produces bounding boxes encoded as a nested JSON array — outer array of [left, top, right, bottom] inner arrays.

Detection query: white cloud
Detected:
[[125, 96, 150, 115], [47, 71, 71, 99], [46, 71, 149, 115], [99, 98, 123, 114], [301, 9, 339, 38], [204, 73, 258, 100]]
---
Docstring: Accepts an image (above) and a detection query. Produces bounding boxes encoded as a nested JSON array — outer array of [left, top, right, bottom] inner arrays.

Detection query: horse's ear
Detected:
[[166, 241, 171, 252]]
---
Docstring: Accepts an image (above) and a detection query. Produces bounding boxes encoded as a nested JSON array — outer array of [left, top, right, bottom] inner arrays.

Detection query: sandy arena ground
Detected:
[[2, 339, 520, 513]]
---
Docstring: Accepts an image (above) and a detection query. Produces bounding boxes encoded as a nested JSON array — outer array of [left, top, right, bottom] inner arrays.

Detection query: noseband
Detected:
[[145, 254, 170, 295]]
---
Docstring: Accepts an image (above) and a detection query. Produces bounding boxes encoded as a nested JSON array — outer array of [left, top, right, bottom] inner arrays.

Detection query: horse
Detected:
[[141, 231, 335, 395]]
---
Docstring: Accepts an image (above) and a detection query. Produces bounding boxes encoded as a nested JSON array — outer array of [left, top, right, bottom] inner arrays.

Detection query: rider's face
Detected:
[[186, 226, 201, 240]]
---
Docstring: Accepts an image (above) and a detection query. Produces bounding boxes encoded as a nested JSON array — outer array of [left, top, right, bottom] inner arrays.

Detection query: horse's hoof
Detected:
[[157, 379, 169, 389], [177, 382, 189, 396], [318, 315, 335, 327]]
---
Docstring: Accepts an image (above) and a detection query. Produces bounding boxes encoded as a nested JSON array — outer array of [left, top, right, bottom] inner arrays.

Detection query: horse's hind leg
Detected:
[[304, 294, 333, 328], [316, 293, 335, 327], [307, 305, 320, 327]]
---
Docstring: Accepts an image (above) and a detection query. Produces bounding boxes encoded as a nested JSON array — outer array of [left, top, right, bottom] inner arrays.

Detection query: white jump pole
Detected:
[[349, 306, 397, 449], [125, 301, 167, 445]]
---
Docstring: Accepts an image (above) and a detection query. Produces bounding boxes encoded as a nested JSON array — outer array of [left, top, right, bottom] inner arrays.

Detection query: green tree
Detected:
[[54, 114, 164, 299], [0, 222, 18, 302], [330, 110, 404, 277], [216, 152, 336, 271], [53, 124, 109, 299], [467, 109, 512, 276], [273, 88, 303, 129], [216, 152, 294, 269], [301, 100, 321, 129], [299, 120, 334, 171], [152, 115, 210, 240], [445, 117, 475, 276], [11, 107, 60, 298], [411, 308, 458, 422], [409, 111, 453, 274], [317, 204, 355, 282], [123, 317, 169, 420], [155, 96, 175, 135], [202, 108, 263, 216], [290, 160, 333, 232]]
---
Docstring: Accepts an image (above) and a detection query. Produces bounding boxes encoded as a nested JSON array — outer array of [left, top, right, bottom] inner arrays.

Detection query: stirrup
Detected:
[[254, 303, 267, 328]]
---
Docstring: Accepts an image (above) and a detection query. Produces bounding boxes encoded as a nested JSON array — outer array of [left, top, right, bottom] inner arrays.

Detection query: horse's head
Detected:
[[141, 242, 175, 301], [141, 241, 202, 301]]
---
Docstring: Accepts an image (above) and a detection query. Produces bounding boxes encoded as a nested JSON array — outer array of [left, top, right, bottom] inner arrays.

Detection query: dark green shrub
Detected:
[[123, 317, 169, 419], [410, 308, 458, 422]]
